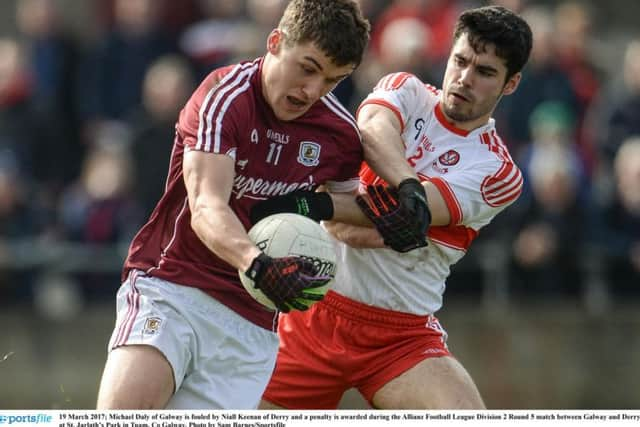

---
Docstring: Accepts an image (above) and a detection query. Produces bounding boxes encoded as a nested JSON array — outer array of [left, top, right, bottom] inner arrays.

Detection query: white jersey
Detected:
[[332, 72, 523, 315]]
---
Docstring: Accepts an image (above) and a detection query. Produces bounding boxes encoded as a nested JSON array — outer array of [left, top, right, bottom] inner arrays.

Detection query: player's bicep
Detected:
[[183, 149, 235, 213]]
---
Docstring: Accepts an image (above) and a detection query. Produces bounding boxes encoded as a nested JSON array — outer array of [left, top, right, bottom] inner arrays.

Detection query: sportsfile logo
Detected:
[[0, 414, 52, 424]]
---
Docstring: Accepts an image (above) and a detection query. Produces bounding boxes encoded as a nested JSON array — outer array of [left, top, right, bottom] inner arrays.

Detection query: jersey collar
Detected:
[[434, 103, 471, 137]]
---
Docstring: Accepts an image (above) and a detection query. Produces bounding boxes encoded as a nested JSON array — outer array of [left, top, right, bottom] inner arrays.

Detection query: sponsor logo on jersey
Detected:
[[143, 317, 162, 335], [232, 174, 316, 200], [267, 129, 290, 144], [297, 141, 321, 167], [413, 118, 425, 140]]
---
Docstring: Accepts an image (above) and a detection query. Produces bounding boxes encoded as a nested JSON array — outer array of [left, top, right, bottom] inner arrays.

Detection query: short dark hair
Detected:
[[453, 6, 532, 81], [278, 0, 370, 67]]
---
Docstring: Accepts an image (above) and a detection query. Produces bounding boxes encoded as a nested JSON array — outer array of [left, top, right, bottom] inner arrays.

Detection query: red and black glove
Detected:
[[356, 185, 430, 253], [245, 253, 330, 312], [249, 190, 334, 225]]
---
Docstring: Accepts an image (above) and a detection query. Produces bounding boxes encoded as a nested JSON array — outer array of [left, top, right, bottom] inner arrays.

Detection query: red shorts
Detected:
[[263, 291, 450, 409]]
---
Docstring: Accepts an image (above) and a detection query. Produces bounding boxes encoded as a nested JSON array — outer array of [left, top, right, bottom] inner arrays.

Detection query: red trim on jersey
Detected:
[[481, 164, 523, 207], [480, 130, 514, 162], [479, 131, 523, 207], [428, 225, 478, 251], [424, 83, 440, 96], [388, 72, 412, 90], [427, 177, 463, 225], [434, 103, 470, 137], [373, 74, 392, 91], [374, 72, 414, 91], [357, 99, 405, 134]]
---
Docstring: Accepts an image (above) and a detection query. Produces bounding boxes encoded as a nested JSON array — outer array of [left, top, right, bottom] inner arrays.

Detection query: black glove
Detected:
[[398, 178, 430, 235], [250, 190, 334, 224], [245, 253, 331, 312], [356, 185, 429, 253]]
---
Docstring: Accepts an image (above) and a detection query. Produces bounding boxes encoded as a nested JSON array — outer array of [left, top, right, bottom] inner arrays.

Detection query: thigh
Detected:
[[97, 345, 174, 409], [168, 286, 280, 409], [262, 308, 349, 409], [371, 356, 485, 409]]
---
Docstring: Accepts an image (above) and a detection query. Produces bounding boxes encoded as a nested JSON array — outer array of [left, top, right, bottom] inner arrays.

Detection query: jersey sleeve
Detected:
[[322, 93, 364, 193], [427, 155, 523, 229], [178, 64, 250, 159], [356, 72, 438, 134]]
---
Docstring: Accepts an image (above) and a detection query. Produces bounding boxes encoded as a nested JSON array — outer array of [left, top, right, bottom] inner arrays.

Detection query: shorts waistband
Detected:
[[320, 290, 433, 329]]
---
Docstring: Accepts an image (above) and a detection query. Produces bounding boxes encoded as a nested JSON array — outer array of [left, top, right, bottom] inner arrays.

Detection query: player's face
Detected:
[[262, 29, 355, 121], [441, 32, 521, 131]]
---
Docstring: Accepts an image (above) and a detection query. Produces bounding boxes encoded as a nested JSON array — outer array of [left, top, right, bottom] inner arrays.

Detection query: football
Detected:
[[239, 213, 337, 310]]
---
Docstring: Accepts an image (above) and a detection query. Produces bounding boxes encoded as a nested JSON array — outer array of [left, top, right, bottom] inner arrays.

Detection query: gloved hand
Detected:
[[398, 178, 430, 235], [356, 185, 429, 253], [249, 190, 334, 224], [245, 253, 331, 312]]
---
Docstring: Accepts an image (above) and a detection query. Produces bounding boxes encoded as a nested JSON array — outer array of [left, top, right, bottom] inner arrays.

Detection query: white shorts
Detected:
[[108, 270, 279, 409]]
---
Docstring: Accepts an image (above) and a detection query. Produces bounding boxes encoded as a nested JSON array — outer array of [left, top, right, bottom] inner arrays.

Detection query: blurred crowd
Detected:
[[0, 0, 639, 310]]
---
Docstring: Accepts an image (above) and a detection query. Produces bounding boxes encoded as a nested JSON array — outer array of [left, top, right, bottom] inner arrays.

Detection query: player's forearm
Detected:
[[327, 192, 371, 226], [359, 110, 416, 187], [324, 220, 384, 248], [190, 202, 260, 272]]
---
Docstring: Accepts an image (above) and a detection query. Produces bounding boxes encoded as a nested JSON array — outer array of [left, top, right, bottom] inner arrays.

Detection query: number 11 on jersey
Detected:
[[267, 143, 283, 165]]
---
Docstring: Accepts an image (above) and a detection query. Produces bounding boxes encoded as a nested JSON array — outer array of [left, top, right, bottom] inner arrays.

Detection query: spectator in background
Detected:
[[0, 150, 50, 302], [593, 39, 640, 165], [178, 0, 250, 80], [57, 128, 142, 299], [377, 16, 437, 81], [15, 0, 84, 190], [0, 36, 67, 202], [16, 0, 79, 119], [493, 5, 578, 159], [244, 0, 288, 58], [590, 137, 640, 297], [553, 1, 601, 174], [0, 38, 33, 173], [128, 55, 195, 217], [509, 101, 587, 297], [58, 128, 141, 246], [370, 0, 460, 69], [79, 0, 176, 123], [351, 14, 436, 112]]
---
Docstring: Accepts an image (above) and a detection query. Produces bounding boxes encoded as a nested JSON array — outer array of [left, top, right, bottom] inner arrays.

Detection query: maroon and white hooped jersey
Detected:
[[123, 58, 362, 330], [333, 72, 523, 315]]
